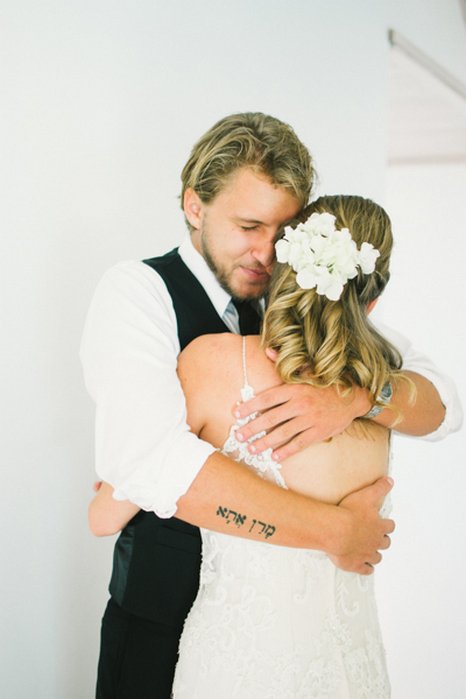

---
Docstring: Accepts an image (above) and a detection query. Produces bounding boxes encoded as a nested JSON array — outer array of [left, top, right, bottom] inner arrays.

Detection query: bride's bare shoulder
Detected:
[[177, 333, 242, 383], [179, 333, 242, 364], [178, 334, 281, 394]]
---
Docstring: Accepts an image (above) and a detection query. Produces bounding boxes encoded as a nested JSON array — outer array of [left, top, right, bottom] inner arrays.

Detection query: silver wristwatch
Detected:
[[364, 381, 393, 419]]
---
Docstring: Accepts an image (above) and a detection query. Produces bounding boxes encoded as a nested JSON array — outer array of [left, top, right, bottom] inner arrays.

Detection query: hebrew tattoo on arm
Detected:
[[216, 506, 276, 539]]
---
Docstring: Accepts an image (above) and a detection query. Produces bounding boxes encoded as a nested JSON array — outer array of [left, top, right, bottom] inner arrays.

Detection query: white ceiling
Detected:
[[388, 31, 466, 164]]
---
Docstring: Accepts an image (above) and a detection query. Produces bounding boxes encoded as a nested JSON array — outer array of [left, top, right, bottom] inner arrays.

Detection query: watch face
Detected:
[[380, 381, 393, 403], [364, 381, 392, 419]]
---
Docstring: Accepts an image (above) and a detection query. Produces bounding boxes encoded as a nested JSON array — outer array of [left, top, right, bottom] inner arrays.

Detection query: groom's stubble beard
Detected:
[[199, 222, 271, 303]]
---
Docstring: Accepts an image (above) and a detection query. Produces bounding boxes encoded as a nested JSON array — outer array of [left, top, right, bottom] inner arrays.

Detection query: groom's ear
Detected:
[[183, 188, 203, 230]]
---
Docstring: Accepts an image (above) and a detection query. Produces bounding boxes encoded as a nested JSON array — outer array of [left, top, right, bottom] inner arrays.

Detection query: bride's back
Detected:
[[177, 333, 389, 506]]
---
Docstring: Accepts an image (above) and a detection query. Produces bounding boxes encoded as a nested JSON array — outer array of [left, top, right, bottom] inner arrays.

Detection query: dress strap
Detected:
[[242, 335, 252, 391], [223, 336, 286, 490]]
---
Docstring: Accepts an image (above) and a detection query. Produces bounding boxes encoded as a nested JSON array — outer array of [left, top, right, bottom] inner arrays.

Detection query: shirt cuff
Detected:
[[112, 433, 217, 518]]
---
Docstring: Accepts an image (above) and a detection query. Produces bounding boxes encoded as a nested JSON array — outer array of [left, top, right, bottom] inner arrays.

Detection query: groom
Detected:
[[81, 112, 456, 697]]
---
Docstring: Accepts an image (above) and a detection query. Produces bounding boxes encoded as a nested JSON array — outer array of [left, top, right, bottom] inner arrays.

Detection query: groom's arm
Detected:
[[176, 452, 394, 576], [82, 264, 392, 575], [89, 458, 395, 577], [232, 370, 445, 461], [80, 261, 218, 519], [233, 326, 462, 462]]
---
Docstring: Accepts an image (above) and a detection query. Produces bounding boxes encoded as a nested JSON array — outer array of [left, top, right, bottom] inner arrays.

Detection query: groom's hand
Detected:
[[328, 477, 395, 576], [233, 381, 371, 461]]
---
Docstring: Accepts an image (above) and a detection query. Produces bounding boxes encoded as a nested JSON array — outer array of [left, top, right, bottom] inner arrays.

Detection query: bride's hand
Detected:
[[233, 381, 371, 461]]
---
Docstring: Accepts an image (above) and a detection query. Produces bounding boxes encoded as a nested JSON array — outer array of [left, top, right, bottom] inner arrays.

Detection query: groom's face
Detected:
[[186, 168, 300, 300]]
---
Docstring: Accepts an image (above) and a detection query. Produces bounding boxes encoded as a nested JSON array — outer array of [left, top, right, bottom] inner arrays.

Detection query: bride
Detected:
[[91, 195, 410, 697]]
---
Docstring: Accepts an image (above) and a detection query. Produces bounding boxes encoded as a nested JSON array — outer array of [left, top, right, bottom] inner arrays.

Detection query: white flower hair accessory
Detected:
[[275, 212, 380, 301]]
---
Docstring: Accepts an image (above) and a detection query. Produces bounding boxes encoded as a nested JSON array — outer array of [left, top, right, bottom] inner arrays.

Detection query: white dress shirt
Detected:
[[80, 235, 463, 518]]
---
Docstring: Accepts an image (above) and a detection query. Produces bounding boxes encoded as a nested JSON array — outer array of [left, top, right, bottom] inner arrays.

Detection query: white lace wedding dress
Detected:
[[172, 339, 390, 698]]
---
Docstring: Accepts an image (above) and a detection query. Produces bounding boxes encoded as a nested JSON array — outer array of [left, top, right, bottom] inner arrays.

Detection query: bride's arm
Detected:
[[89, 481, 140, 536]]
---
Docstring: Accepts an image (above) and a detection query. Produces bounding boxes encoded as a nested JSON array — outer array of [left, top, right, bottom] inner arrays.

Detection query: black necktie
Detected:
[[232, 299, 262, 335]]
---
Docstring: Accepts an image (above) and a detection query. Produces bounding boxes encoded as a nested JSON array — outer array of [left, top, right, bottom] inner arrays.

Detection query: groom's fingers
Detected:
[[366, 476, 395, 511], [328, 555, 377, 576], [378, 531, 393, 550], [365, 551, 383, 566], [235, 406, 304, 445], [242, 417, 314, 455], [361, 563, 374, 575]]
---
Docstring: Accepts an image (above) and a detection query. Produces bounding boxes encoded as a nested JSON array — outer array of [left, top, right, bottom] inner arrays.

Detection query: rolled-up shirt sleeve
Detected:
[[80, 261, 216, 518], [374, 320, 463, 441]]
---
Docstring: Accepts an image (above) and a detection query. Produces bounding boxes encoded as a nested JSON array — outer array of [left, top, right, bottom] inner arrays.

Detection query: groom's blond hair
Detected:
[[181, 113, 314, 229]]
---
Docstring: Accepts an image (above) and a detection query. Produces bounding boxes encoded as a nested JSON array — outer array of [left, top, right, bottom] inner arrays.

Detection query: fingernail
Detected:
[[386, 477, 394, 486], [236, 432, 244, 441], [248, 444, 256, 453], [234, 410, 241, 419], [272, 452, 279, 461]]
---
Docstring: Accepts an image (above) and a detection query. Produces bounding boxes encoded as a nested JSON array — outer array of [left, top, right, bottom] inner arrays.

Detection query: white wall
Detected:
[[387, 0, 466, 79], [378, 4, 466, 697], [1, 1, 463, 697], [374, 163, 466, 699]]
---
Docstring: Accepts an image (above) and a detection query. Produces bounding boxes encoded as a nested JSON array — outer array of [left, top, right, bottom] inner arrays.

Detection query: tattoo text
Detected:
[[216, 506, 275, 539]]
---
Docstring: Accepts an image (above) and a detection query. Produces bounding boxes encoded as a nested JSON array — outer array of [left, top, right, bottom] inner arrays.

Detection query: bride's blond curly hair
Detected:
[[261, 195, 412, 418]]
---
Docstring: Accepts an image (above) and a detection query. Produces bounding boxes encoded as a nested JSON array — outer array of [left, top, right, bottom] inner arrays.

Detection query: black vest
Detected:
[[108, 248, 231, 627]]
